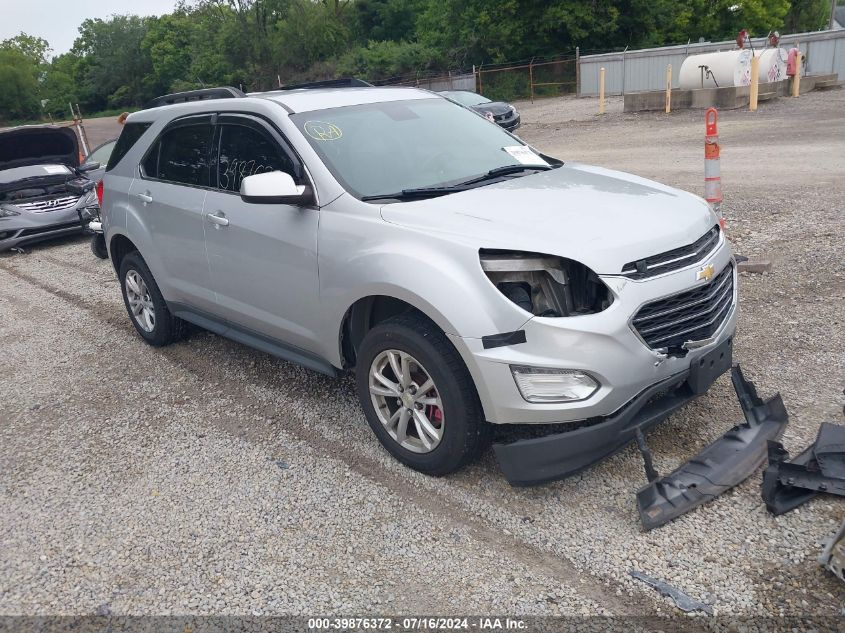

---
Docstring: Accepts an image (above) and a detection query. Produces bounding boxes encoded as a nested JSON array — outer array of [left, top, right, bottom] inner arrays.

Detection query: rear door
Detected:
[[203, 113, 321, 354], [133, 115, 216, 312]]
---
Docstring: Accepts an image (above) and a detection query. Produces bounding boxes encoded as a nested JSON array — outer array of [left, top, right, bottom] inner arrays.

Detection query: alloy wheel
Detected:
[[369, 349, 445, 453], [125, 270, 155, 333]]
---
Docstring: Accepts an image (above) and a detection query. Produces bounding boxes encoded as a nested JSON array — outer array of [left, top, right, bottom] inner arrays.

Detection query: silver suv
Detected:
[[102, 84, 737, 484]]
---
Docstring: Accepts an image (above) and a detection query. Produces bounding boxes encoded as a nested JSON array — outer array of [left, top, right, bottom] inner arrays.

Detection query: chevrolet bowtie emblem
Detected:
[[696, 264, 715, 282]]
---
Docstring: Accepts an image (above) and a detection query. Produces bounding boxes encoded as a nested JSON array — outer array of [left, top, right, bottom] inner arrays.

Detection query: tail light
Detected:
[[96, 180, 104, 206]]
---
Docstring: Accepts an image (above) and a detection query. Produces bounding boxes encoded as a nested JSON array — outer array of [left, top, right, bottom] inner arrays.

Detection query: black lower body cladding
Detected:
[[493, 336, 734, 486], [636, 365, 788, 530]]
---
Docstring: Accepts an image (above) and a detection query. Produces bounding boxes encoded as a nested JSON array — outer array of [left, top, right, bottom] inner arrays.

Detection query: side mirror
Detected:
[[239, 171, 313, 205], [79, 162, 100, 172]]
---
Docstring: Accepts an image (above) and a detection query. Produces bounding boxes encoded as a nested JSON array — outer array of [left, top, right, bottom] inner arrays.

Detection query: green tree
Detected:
[[71, 15, 155, 110], [784, 0, 831, 31], [0, 48, 41, 121]]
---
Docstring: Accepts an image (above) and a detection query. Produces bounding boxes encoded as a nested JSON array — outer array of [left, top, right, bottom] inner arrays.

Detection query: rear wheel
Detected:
[[118, 251, 186, 346], [355, 314, 489, 476]]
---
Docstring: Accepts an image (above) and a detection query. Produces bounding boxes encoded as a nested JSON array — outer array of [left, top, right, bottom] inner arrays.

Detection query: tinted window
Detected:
[[215, 123, 294, 192], [144, 123, 212, 186], [106, 122, 151, 172]]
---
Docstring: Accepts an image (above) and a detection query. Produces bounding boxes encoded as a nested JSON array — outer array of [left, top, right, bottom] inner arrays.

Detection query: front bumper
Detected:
[[498, 114, 521, 131], [494, 335, 733, 485], [0, 204, 97, 252]]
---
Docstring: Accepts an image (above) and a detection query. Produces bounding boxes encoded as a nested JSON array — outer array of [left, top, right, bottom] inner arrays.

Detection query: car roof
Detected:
[[256, 86, 437, 113], [129, 86, 439, 123]]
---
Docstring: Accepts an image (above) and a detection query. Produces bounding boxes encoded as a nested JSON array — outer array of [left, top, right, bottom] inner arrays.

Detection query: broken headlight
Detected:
[[0, 204, 21, 218], [480, 250, 613, 317], [80, 189, 98, 207]]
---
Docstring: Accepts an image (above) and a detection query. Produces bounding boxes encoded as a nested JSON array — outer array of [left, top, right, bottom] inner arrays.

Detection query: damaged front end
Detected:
[[0, 126, 99, 252]]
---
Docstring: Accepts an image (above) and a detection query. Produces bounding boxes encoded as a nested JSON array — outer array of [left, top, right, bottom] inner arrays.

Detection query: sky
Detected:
[[1, 0, 180, 57]]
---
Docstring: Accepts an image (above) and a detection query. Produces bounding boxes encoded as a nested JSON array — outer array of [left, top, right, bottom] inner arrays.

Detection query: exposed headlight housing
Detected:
[[511, 366, 599, 403], [80, 189, 98, 207], [480, 250, 613, 317]]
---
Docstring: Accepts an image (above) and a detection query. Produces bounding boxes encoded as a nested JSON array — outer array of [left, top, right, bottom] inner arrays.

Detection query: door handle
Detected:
[[207, 212, 229, 227], [136, 192, 153, 204]]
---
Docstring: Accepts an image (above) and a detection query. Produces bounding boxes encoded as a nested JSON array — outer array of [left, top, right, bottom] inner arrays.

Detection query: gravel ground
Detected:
[[1, 89, 844, 619]]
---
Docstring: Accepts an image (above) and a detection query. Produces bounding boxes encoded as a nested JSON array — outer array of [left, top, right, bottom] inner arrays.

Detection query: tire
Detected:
[[355, 313, 489, 476], [90, 234, 108, 259], [118, 251, 186, 347]]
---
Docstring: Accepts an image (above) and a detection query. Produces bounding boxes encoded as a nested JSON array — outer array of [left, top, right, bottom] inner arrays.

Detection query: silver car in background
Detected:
[[101, 85, 736, 484], [0, 126, 101, 252]]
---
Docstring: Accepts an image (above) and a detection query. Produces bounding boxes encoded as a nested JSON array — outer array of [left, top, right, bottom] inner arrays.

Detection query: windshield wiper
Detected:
[[361, 164, 555, 202], [455, 163, 553, 187]]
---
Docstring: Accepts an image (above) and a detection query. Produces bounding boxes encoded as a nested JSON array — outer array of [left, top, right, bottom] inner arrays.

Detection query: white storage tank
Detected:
[[680, 50, 753, 88], [679, 48, 786, 89], [757, 47, 788, 83]]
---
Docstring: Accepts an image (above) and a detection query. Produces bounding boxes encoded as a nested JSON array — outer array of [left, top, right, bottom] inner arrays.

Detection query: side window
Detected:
[[106, 122, 150, 172], [216, 123, 296, 193], [143, 123, 213, 186]]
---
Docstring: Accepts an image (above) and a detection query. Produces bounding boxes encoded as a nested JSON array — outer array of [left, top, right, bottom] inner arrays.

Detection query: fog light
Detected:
[[510, 366, 599, 403]]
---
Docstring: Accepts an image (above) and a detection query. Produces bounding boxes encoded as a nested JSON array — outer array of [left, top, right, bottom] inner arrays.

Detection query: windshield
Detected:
[[84, 140, 116, 166], [442, 91, 490, 107], [291, 98, 543, 199]]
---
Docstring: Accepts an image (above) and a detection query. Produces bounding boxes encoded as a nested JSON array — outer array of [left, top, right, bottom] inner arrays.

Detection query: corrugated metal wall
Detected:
[[411, 73, 476, 92], [579, 30, 845, 96]]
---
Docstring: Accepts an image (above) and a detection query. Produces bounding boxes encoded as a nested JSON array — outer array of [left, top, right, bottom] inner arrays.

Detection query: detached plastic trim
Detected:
[[636, 365, 788, 530]]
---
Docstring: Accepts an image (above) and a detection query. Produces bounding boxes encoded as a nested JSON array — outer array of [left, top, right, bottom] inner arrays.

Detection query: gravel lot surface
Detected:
[[1, 89, 844, 619]]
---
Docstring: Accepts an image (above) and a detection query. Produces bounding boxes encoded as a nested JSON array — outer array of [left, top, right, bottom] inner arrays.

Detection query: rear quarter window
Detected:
[[106, 122, 152, 172]]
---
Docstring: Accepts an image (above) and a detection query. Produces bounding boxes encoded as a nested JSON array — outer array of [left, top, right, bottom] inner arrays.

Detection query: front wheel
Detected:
[[355, 314, 489, 476]]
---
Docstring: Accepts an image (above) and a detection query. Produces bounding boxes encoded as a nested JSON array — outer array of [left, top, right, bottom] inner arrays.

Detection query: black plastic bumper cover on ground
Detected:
[[493, 337, 734, 486], [636, 365, 788, 530], [762, 422, 845, 515]]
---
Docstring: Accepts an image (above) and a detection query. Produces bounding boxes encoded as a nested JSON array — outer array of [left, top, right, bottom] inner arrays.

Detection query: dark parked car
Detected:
[[0, 126, 100, 253], [439, 90, 520, 131]]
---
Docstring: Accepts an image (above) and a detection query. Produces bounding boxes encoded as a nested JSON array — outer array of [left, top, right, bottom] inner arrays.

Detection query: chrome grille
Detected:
[[632, 263, 734, 350], [14, 195, 80, 213], [622, 226, 721, 279]]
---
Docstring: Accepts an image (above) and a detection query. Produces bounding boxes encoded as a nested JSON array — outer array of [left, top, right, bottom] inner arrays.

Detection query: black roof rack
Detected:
[[144, 86, 245, 109], [276, 78, 373, 91]]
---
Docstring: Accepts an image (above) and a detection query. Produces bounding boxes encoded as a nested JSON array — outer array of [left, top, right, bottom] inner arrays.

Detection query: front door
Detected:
[[203, 114, 321, 355]]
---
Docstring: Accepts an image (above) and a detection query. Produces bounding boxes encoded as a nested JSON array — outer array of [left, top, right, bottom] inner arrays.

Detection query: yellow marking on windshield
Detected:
[[304, 121, 343, 141]]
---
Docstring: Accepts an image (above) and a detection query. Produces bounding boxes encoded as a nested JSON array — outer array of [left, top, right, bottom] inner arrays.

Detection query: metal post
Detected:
[[575, 46, 580, 97], [478, 64, 483, 95], [749, 54, 760, 111], [665, 64, 672, 113], [792, 50, 802, 97], [621, 46, 628, 96], [529, 57, 535, 103], [599, 67, 606, 114], [831, 0, 838, 31]]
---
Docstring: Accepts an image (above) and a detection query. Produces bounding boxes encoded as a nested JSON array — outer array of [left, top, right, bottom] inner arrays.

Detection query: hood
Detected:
[[0, 126, 80, 171], [471, 102, 513, 116], [379, 163, 716, 275]]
